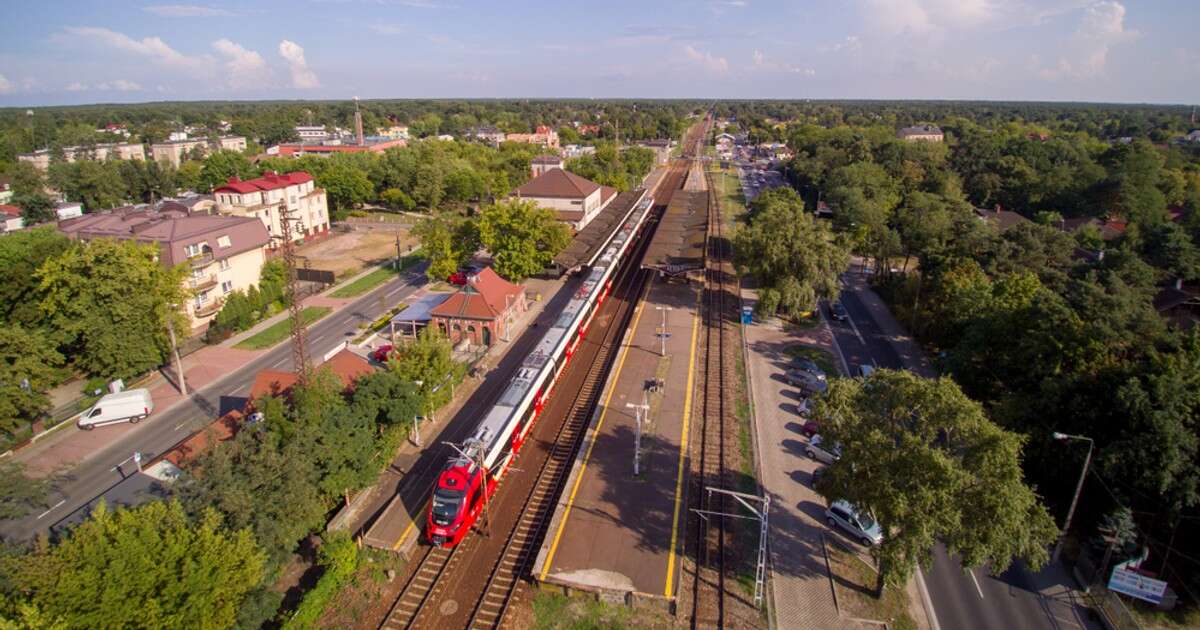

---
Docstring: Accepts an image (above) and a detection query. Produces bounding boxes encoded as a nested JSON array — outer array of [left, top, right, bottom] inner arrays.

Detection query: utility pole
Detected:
[[165, 308, 186, 396], [395, 232, 402, 271], [624, 391, 652, 475], [278, 203, 311, 384], [656, 306, 673, 356]]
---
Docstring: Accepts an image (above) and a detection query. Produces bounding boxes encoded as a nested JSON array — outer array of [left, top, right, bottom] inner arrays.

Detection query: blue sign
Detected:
[[741, 306, 753, 324], [1108, 567, 1168, 604]]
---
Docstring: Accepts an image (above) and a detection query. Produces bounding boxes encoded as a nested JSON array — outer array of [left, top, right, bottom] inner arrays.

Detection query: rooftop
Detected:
[[57, 206, 269, 267], [514, 167, 600, 199], [214, 171, 314, 194], [553, 190, 645, 271], [431, 267, 524, 321]]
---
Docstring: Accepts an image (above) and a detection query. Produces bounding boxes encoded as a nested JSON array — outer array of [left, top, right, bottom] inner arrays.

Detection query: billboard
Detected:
[[1108, 567, 1168, 605]]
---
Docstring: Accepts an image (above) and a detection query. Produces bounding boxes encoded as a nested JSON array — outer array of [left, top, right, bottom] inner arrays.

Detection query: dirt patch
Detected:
[[825, 538, 916, 630], [322, 549, 409, 630], [296, 230, 417, 279]]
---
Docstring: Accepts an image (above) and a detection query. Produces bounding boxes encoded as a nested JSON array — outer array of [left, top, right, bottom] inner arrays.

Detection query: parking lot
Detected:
[[737, 163, 785, 203]]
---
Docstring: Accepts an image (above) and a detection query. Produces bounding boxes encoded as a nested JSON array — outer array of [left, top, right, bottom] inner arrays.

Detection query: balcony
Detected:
[[193, 298, 223, 318], [188, 251, 215, 268], [188, 274, 218, 291]]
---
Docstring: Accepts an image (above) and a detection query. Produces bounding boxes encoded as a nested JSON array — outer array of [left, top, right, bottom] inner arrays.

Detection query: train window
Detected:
[[432, 487, 465, 526]]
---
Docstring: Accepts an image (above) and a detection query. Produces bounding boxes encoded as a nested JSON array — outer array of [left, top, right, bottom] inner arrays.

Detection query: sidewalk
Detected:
[[16, 261, 417, 477]]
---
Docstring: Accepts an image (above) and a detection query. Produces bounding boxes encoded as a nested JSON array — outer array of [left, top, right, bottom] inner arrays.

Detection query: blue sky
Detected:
[[0, 0, 1197, 106]]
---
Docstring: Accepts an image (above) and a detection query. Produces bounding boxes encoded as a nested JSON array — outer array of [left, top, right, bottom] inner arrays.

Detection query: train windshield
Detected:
[[431, 487, 465, 525]]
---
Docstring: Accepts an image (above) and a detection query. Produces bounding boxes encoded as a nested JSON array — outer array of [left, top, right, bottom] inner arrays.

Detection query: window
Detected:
[[221, 280, 233, 294], [217, 235, 232, 248], [184, 243, 202, 257], [220, 258, 231, 271], [194, 292, 207, 307]]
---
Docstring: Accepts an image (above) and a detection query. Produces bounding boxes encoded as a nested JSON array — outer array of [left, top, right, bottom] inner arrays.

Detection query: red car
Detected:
[[448, 271, 469, 286], [800, 419, 821, 438], [371, 345, 394, 363]]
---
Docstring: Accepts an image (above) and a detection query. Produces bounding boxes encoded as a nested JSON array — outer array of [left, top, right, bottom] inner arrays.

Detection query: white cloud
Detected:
[[1036, 0, 1136, 79], [143, 4, 235, 17], [63, 26, 213, 75], [684, 45, 729, 74], [369, 24, 405, 35], [96, 79, 144, 91], [279, 40, 319, 88], [213, 38, 269, 88], [66, 81, 87, 91], [0, 74, 12, 94]]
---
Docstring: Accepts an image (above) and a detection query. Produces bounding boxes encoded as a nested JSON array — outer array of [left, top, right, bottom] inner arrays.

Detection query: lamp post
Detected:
[[1051, 431, 1094, 563], [655, 306, 672, 356], [626, 394, 650, 477]]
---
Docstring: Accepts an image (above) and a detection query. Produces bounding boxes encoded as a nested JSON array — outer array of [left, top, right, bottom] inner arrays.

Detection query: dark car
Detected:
[[790, 356, 825, 377], [830, 301, 849, 321], [800, 418, 821, 438]]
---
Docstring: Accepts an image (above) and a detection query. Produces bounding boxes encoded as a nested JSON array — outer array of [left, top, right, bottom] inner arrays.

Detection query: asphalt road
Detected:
[[0, 270, 427, 542], [823, 274, 1097, 630]]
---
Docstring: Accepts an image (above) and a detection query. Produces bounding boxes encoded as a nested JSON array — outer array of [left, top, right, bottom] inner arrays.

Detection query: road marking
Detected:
[[968, 568, 985, 599], [36, 499, 65, 520], [664, 308, 701, 597], [271, 357, 288, 368], [174, 421, 187, 431], [538, 294, 651, 583], [844, 303, 867, 346]]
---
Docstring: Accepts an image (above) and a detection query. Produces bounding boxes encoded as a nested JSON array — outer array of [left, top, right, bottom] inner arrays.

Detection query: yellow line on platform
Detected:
[[538, 294, 649, 582], [664, 309, 701, 597]]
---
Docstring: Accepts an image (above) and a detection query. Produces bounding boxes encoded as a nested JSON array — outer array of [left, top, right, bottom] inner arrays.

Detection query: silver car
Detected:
[[826, 500, 883, 546], [805, 434, 841, 464]]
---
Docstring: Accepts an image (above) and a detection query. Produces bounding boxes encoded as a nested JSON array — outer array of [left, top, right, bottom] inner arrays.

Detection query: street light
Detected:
[[1051, 431, 1094, 563], [625, 392, 649, 477], [655, 306, 672, 357]]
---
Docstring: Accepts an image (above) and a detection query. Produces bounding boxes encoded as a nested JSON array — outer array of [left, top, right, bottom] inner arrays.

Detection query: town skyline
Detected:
[[2, 0, 1198, 106]]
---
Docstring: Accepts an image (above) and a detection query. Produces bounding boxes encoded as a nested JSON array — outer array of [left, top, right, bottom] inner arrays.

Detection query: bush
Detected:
[[280, 532, 360, 630], [206, 261, 291, 343]]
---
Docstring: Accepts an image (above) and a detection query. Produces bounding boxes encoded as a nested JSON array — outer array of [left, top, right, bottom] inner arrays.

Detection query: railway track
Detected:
[[378, 156, 692, 630], [689, 125, 737, 628]]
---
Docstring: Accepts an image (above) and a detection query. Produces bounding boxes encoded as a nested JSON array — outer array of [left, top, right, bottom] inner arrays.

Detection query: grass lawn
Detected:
[[784, 344, 840, 377], [329, 251, 424, 299], [235, 307, 332, 350], [709, 168, 748, 224], [825, 541, 916, 630], [530, 592, 673, 630]]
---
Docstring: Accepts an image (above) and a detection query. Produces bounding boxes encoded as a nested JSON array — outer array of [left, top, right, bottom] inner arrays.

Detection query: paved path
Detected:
[[741, 289, 871, 630]]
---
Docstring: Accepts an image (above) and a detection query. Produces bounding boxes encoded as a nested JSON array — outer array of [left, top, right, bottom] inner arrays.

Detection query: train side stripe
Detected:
[[537, 288, 649, 582]]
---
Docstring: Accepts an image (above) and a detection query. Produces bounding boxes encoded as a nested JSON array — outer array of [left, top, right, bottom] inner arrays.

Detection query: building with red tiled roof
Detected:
[[214, 171, 330, 247], [0, 204, 23, 232], [57, 204, 270, 328], [431, 267, 526, 347], [513, 167, 616, 230]]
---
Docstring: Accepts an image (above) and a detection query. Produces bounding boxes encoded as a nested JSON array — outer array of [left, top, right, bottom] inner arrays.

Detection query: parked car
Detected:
[[447, 271, 469, 286], [793, 397, 812, 417], [785, 370, 829, 395], [800, 418, 821, 438], [805, 434, 841, 464], [858, 364, 875, 378], [371, 344, 395, 363], [830, 301, 849, 321], [77, 388, 154, 430], [790, 356, 825, 377], [825, 500, 883, 546]]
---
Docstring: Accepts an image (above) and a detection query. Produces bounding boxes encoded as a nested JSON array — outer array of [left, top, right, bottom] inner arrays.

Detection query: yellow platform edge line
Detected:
[[664, 307, 701, 597]]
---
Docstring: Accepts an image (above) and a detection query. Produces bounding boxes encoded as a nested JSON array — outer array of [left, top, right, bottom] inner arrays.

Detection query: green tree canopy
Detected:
[[477, 198, 571, 281], [10, 500, 263, 630], [0, 325, 64, 433], [198, 150, 255, 193]]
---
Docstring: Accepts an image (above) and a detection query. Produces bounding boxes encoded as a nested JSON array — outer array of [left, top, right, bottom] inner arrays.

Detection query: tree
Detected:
[[37, 239, 188, 380], [379, 187, 415, 211], [387, 326, 464, 412], [11, 193, 54, 225], [0, 460, 50, 520], [412, 214, 477, 282], [352, 368, 424, 428], [11, 501, 263, 629], [815, 370, 1058, 593], [0, 325, 64, 434], [198, 150, 255, 192], [477, 198, 571, 281], [0, 228, 72, 327], [46, 161, 127, 212], [316, 161, 373, 218]]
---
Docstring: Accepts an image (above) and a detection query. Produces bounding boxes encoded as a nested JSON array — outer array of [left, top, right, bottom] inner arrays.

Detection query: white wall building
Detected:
[[214, 171, 331, 246]]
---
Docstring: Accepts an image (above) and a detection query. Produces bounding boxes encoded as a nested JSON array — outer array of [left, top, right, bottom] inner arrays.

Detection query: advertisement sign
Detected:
[[1108, 567, 1168, 604]]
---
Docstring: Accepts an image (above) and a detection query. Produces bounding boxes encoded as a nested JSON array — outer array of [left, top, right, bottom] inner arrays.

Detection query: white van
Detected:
[[77, 389, 154, 430]]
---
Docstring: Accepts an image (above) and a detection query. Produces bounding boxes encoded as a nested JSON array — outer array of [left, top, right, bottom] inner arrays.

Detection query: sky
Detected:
[[0, 0, 1197, 106]]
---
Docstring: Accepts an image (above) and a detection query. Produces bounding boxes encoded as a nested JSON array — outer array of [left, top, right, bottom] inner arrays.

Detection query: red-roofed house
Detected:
[[214, 171, 330, 246], [431, 267, 526, 347], [0, 205, 24, 232], [513, 168, 616, 230]]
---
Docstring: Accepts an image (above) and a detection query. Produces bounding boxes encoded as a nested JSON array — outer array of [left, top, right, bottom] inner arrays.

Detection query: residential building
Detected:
[[512, 167, 615, 231], [506, 125, 560, 149], [715, 133, 736, 159], [575, 123, 601, 136], [295, 125, 330, 142], [213, 171, 330, 246], [637, 139, 674, 165], [563, 144, 596, 159], [0, 176, 11, 204], [57, 205, 271, 329], [377, 124, 410, 140], [531, 155, 565, 177], [431, 267, 526, 347], [1059, 216, 1127, 241], [898, 125, 944, 142], [469, 125, 507, 145], [975, 205, 1031, 232], [18, 142, 146, 171], [0, 205, 24, 232], [98, 123, 131, 138], [267, 137, 405, 158], [54, 201, 83, 220], [1186, 130, 1200, 143], [1154, 279, 1200, 330], [150, 136, 247, 168], [168, 131, 189, 142]]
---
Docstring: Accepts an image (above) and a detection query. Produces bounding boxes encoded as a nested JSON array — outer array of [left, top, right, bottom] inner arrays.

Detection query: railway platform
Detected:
[[532, 274, 701, 604]]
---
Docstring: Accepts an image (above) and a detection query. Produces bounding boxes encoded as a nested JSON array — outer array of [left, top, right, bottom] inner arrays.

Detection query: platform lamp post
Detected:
[[655, 306, 672, 356], [625, 394, 650, 476], [1051, 431, 1094, 564]]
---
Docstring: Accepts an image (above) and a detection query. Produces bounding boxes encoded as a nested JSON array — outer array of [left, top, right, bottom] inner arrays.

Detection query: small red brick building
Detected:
[[431, 267, 526, 347]]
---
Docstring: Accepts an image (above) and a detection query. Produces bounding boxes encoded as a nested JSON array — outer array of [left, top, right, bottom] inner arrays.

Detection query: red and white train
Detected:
[[427, 191, 655, 546]]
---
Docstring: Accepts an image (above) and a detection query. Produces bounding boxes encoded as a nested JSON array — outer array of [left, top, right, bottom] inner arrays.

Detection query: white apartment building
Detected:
[[295, 125, 329, 141], [512, 167, 615, 231], [150, 136, 248, 168], [213, 171, 330, 246], [18, 142, 146, 171]]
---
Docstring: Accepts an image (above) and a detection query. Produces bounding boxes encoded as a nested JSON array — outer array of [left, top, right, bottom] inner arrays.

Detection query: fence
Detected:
[[1075, 546, 1144, 630]]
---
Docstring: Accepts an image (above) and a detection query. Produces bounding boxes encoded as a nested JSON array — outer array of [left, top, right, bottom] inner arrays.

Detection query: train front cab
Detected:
[[427, 456, 484, 547]]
